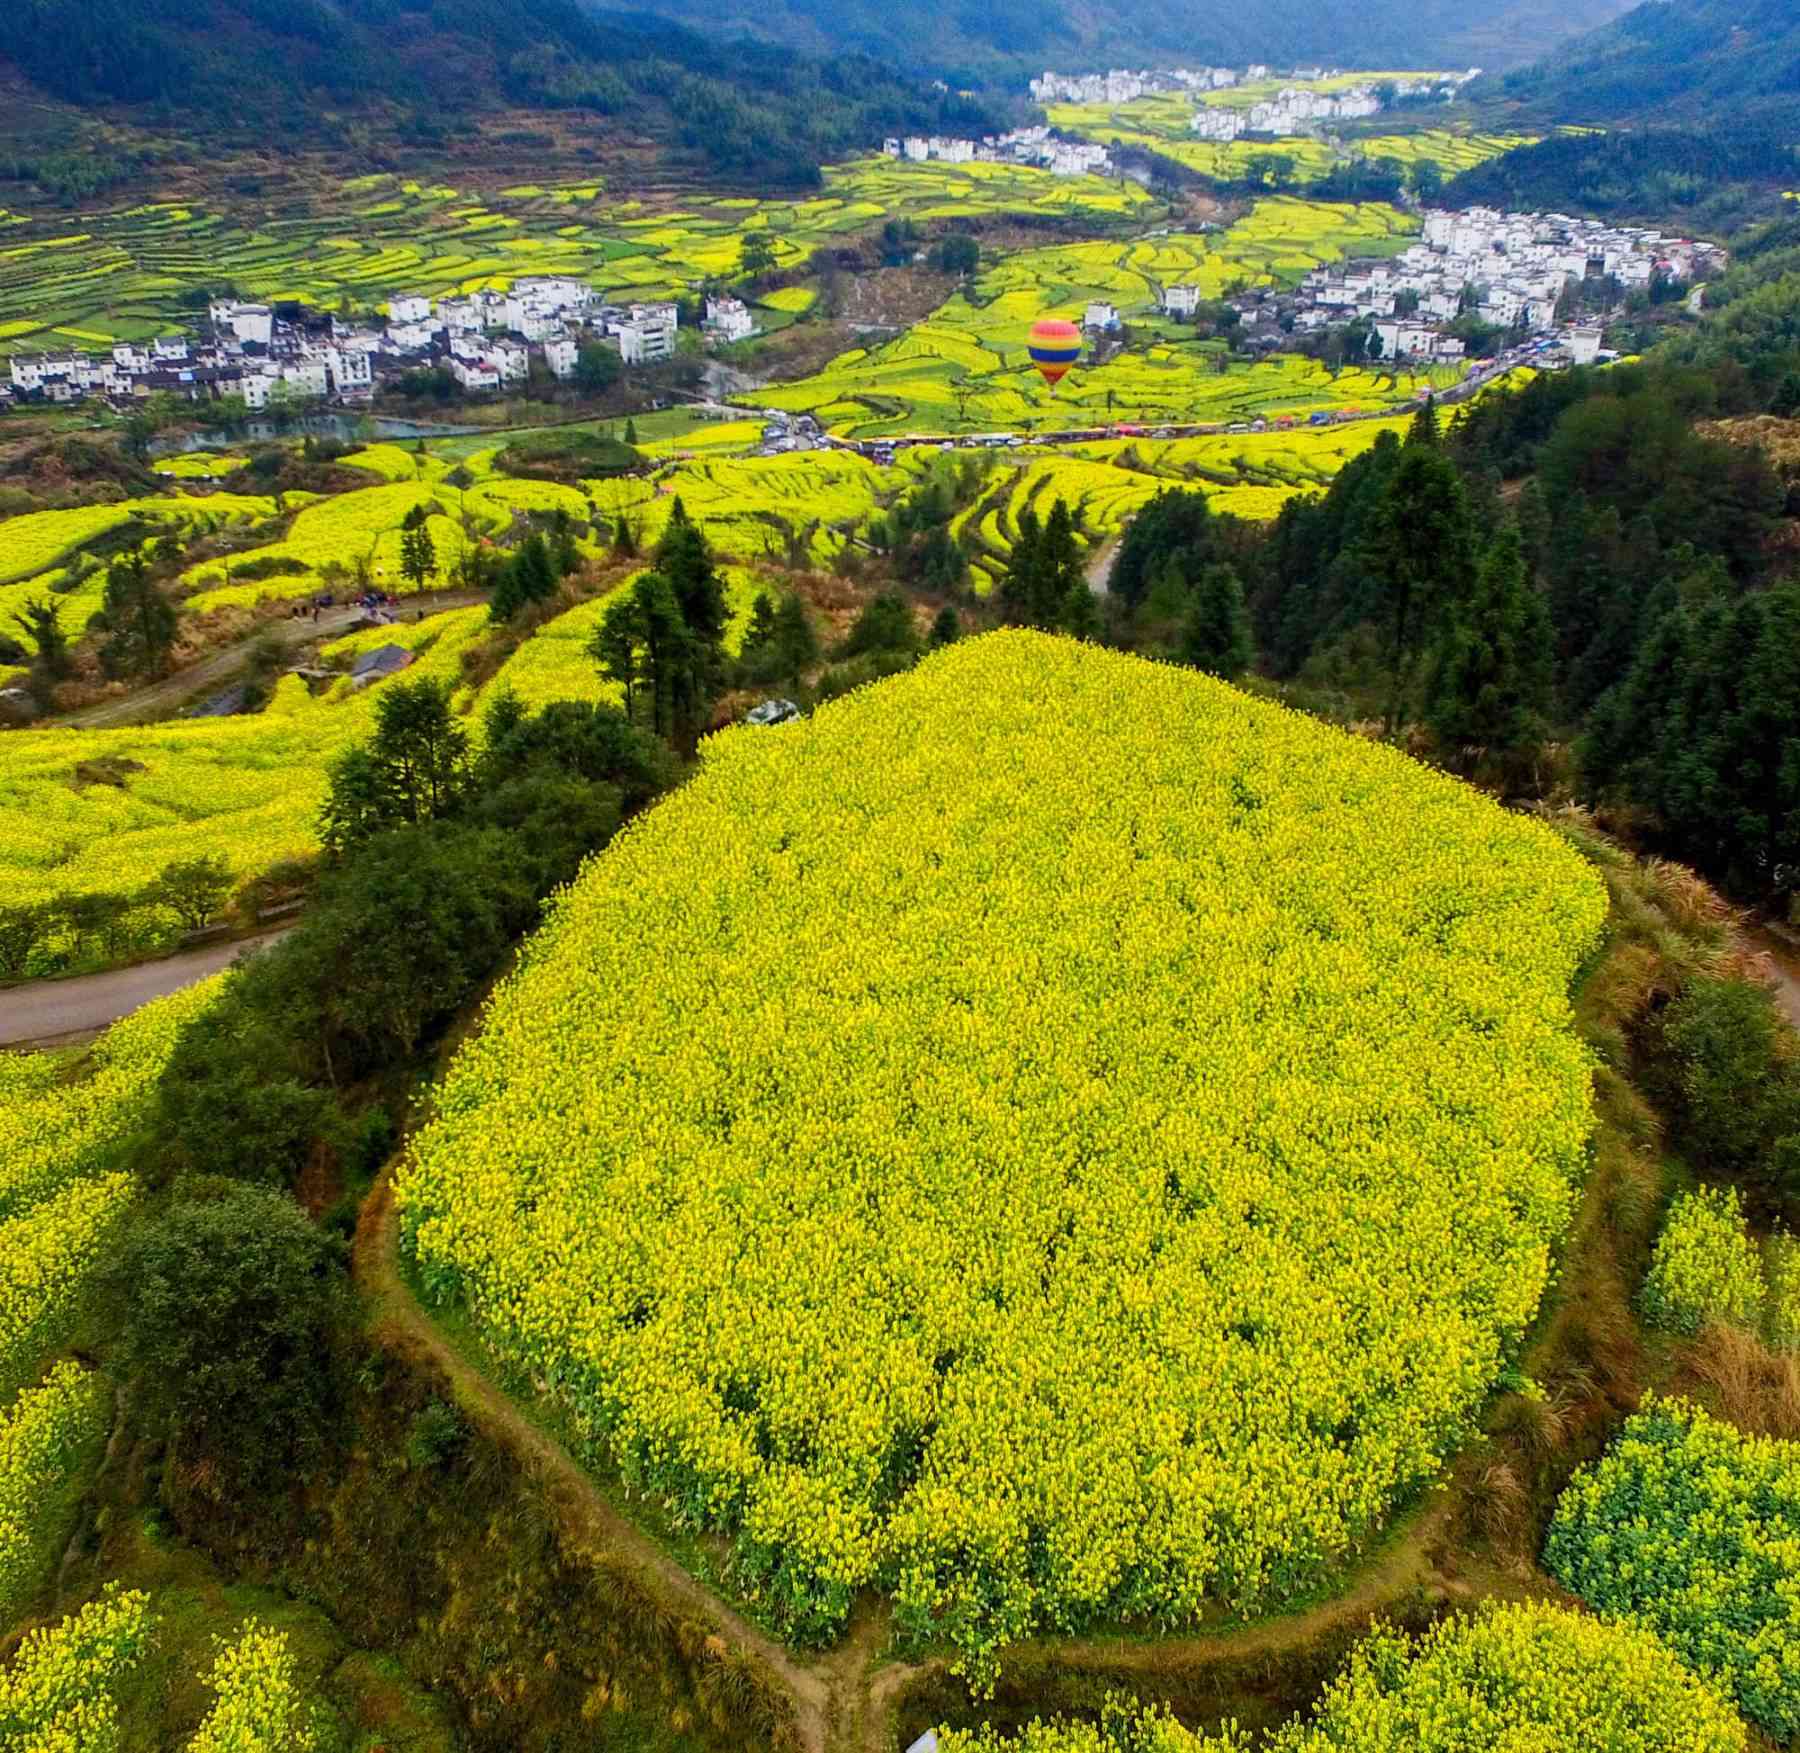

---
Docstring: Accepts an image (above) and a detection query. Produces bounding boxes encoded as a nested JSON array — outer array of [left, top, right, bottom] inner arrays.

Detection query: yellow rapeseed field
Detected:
[[399, 632, 1606, 1670]]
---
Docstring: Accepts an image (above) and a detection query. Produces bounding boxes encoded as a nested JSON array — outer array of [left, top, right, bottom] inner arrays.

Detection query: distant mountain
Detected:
[[1480, 0, 1800, 128], [0, 0, 1002, 181], [576, 0, 1635, 81]]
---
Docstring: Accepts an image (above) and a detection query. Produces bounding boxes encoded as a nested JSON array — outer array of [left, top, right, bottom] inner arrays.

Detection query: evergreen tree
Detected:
[[742, 591, 778, 655], [1423, 525, 1554, 760], [633, 571, 700, 743], [1111, 487, 1215, 612], [772, 593, 820, 684], [399, 517, 437, 592], [624, 418, 639, 446], [11, 598, 70, 682], [655, 500, 729, 689], [1000, 508, 1043, 627], [1061, 573, 1100, 641], [319, 677, 469, 851], [1178, 563, 1254, 680], [588, 592, 647, 722], [550, 509, 580, 578], [1366, 445, 1476, 726], [95, 552, 178, 679], [929, 605, 961, 647], [1032, 500, 1083, 631], [613, 512, 638, 557]]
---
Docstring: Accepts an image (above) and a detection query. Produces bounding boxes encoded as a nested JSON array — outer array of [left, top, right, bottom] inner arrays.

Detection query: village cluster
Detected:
[[3, 277, 762, 410], [1249, 205, 1723, 364], [1028, 65, 1479, 141], [880, 125, 1113, 179]]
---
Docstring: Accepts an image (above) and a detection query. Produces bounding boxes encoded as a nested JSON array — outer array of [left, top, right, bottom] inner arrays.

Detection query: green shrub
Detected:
[[1640, 1184, 1764, 1335], [1546, 1394, 1800, 1740]]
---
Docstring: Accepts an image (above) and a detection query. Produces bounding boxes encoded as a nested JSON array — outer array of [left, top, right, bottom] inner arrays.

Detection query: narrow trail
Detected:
[[355, 1164, 1468, 1753], [1085, 538, 1119, 597], [1745, 920, 1800, 1033], [355, 1170, 863, 1753], [56, 587, 487, 730]]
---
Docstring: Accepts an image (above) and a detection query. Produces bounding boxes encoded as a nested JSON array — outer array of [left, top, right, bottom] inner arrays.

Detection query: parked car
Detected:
[[745, 699, 802, 726]]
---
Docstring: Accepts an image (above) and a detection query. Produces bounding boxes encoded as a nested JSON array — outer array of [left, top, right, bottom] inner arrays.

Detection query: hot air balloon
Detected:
[[1027, 318, 1082, 390]]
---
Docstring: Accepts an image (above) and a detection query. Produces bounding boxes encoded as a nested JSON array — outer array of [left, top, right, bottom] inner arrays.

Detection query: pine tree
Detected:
[[1424, 525, 1553, 760], [929, 605, 961, 647], [1000, 508, 1042, 627], [624, 418, 639, 446], [772, 594, 819, 685], [1367, 445, 1476, 727], [1178, 563, 1254, 680], [743, 592, 778, 655], [1061, 574, 1100, 641], [1405, 397, 1440, 449], [10, 598, 69, 681], [1034, 500, 1082, 631], [399, 519, 437, 592], [96, 552, 178, 679], [588, 592, 647, 721], [655, 500, 729, 686]]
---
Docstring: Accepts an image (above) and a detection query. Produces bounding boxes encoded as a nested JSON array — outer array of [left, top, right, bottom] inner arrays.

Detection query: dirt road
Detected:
[[58, 588, 487, 730], [0, 928, 288, 1048], [1085, 538, 1118, 596]]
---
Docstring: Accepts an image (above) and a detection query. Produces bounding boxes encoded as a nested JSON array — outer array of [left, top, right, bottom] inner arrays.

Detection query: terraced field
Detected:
[[0, 159, 1148, 357], [1042, 87, 1532, 187], [751, 204, 1452, 439]]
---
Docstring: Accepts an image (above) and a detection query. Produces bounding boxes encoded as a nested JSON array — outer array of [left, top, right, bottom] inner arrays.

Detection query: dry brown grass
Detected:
[[1680, 1322, 1800, 1440]]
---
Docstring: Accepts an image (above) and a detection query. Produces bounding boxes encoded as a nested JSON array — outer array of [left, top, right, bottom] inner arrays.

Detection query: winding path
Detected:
[[0, 928, 289, 1048], [56, 587, 487, 730]]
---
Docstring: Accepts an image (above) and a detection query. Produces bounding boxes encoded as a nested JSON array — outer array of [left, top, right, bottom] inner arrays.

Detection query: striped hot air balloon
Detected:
[[1026, 318, 1082, 389]]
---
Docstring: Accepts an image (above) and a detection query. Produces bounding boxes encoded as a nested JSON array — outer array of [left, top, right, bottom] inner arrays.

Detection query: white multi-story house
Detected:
[[489, 338, 529, 384], [209, 301, 274, 347], [152, 335, 190, 363], [704, 297, 757, 344], [389, 294, 432, 326], [1084, 301, 1120, 331], [1161, 284, 1201, 318], [325, 348, 373, 395], [449, 356, 501, 393], [616, 321, 668, 366], [281, 361, 329, 399], [542, 337, 578, 380]]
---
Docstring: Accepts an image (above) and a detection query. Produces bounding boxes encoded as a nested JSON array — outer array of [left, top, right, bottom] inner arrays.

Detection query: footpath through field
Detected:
[[0, 926, 290, 1049], [56, 587, 488, 730]]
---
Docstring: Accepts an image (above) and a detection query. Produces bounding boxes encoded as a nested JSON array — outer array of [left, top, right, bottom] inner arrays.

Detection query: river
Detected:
[[148, 412, 471, 454]]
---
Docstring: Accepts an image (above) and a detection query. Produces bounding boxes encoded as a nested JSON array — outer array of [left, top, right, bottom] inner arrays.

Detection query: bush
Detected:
[[1547, 1394, 1800, 1740], [1640, 1184, 1765, 1335], [109, 1183, 350, 1488], [1650, 976, 1800, 1202]]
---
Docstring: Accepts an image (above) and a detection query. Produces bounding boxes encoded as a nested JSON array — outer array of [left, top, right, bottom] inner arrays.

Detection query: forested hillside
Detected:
[[1481, 0, 1800, 128], [0, 0, 1002, 179], [591, 0, 1631, 80]]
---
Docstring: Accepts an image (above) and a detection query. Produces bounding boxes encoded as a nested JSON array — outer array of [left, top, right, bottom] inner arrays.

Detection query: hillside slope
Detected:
[[1481, 0, 1800, 126], [593, 0, 1633, 77], [0, 0, 1000, 180]]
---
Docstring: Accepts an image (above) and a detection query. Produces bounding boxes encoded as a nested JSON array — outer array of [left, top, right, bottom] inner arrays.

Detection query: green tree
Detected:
[[1061, 574, 1100, 641], [655, 499, 729, 693], [1367, 445, 1477, 727], [399, 517, 436, 592], [319, 677, 469, 852], [624, 418, 639, 446], [109, 1185, 351, 1488], [1423, 524, 1554, 760], [149, 855, 233, 931], [929, 604, 961, 647], [843, 589, 917, 658], [739, 230, 779, 278], [489, 532, 558, 622], [1410, 158, 1444, 201], [95, 552, 178, 679], [1178, 563, 1253, 680], [933, 234, 979, 276], [589, 591, 647, 721], [742, 591, 779, 656], [1406, 398, 1441, 449], [11, 598, 70, 680], [574, 340, 621, 393], [772, 593, 820, 684]]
